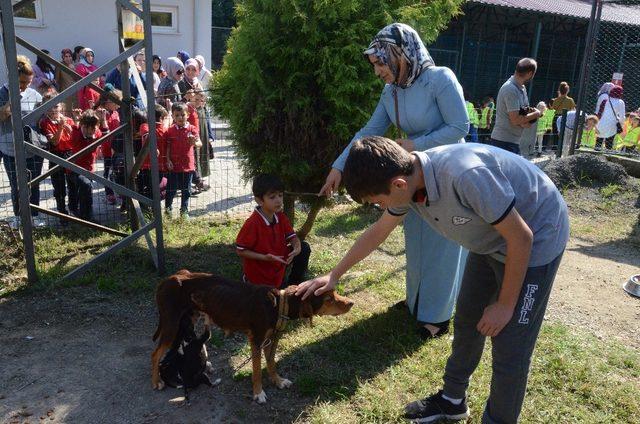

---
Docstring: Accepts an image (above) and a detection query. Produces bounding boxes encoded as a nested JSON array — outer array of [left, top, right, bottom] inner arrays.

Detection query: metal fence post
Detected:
[[141, 0, 166, 274], [0, 0, 38, 282], [570, 0, 603, 156]]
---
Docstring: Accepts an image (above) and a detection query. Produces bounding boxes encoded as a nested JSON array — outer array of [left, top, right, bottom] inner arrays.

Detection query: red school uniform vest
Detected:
[[164, 123, 198, 172], [139, 122, 167, 171], [69, 126, 102, 172], [40, 116, 74, 152]]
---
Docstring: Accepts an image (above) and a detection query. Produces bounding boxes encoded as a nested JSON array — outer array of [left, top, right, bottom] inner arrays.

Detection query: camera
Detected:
[[519, 106, 538, 123]]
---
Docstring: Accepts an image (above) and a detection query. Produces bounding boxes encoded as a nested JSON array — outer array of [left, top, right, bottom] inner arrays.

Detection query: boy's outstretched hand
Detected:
[[296, 274, 336, 300], [265, 253, 287, 264], [286, 243, 301, 264]]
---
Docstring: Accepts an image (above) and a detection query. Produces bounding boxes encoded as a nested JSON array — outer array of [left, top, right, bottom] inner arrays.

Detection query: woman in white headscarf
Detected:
[[320, 23, 469, 339], [194, 55, 213, 91]]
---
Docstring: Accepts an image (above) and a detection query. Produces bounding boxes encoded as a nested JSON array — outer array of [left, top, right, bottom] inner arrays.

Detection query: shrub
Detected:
[[211, 0, 464, 237]]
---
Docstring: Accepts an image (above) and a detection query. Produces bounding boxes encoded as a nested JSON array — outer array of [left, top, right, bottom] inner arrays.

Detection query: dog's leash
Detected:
[[230, 337, 273, 374], [231, 290, 290, 373], [275, 289, 289, 332]]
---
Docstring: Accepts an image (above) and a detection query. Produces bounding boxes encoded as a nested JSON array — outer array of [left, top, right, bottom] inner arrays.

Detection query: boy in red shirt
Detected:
[[164, 102, 201, 219], [236, 174, 311, 288], [137, 104, 168, 199], [39, 93, 74, 217], [96, 88, 122, 205], [68, 109, 102, 221]]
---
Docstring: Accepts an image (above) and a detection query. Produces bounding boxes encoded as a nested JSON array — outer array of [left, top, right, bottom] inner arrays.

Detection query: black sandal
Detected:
[[391, 300, 407, 310], [417, 320, 450, 340]]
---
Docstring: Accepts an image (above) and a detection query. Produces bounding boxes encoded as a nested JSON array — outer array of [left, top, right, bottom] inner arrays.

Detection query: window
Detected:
[[14, 0, 43, 27], [151, 6, 178, 34]]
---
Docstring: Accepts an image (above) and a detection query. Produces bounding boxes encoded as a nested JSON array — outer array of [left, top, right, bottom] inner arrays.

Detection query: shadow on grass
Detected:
[[270, 306, 423, 402], [14, 235, 244, 298], [314, 205, 381, 238]]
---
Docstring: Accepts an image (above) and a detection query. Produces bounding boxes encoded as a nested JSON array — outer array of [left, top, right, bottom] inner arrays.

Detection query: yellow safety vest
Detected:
[[581, 128, 597, 148], [466, 102, 479, 126], [480, 106, 493, 129]]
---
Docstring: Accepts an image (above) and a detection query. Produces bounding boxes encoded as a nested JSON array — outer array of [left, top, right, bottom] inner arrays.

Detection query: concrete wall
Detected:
[[0, 0, 212, 86]]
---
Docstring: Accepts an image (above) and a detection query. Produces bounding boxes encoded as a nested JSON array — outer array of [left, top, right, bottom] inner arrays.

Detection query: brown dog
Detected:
[[151, 269, 354, 403]]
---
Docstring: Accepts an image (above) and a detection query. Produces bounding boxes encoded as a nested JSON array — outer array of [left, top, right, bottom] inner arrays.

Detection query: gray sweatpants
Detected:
[[443, 251, 564, 424]]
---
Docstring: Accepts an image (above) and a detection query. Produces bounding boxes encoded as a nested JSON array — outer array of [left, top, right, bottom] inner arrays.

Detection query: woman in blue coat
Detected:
[[320, 23, 469, 338]]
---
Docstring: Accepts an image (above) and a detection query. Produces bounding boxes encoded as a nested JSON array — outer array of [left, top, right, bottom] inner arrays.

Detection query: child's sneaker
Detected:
[[180, 211, 190, 220], [403, 390, 470, 423]]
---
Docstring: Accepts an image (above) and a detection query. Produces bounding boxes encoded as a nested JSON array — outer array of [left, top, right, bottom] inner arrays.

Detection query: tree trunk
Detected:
[[296, 200, 323, 242], [284, 193, 296, 225]]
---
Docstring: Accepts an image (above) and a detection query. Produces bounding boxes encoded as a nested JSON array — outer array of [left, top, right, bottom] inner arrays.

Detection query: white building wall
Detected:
[[0, 0, 212, 86]]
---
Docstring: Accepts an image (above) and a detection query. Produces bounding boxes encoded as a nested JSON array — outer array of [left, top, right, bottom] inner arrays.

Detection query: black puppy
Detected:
[[159, 310, 212, 402]]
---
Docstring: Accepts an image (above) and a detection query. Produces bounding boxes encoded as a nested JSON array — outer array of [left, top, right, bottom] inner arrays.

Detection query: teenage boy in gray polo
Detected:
[[296, 136, 569, 423], [491, 58, 541, 155]]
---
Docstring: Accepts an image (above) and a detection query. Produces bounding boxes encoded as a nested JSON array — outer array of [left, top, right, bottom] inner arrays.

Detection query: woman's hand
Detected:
[[395, 138, 415, 152], [319, 168, 342, 197]]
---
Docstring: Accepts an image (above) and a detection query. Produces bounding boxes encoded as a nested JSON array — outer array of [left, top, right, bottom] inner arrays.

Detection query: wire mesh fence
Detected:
[[0, 92, 253, 233], [573, 12, 640, 155]]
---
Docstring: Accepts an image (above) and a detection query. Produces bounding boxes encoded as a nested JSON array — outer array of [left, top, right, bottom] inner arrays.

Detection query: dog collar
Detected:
[[275, 289, 289, 332]]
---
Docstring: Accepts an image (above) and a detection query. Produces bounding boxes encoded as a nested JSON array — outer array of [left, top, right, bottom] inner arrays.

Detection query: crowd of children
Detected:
[[464, 80, 640, 155], [2, 48, 217, 227]]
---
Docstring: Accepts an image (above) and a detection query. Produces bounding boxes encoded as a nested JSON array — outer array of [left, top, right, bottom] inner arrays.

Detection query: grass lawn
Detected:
[[1, 201, 639, 422]]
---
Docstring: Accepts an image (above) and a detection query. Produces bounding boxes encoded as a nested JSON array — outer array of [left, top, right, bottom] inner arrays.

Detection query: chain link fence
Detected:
[[0, 91, 253, 232], [573, 12, 640, 154]]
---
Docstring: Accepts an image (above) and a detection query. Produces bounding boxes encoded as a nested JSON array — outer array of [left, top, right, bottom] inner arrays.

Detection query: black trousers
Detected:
[[68, 173, 93, 220], [595, 136, 615, 150], [284, 241, 311, 286], [50, 150, 72, 212]]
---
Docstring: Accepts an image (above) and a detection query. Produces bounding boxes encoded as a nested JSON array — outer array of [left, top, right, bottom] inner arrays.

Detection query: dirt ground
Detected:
[[1, 236, 638, 423]]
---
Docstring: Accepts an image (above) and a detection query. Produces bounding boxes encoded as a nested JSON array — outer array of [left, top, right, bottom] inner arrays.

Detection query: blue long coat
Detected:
[[333, 66, 469, 323]]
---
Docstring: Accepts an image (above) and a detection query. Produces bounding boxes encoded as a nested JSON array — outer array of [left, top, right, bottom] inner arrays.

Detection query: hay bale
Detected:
[[545, 154, 628, 188]]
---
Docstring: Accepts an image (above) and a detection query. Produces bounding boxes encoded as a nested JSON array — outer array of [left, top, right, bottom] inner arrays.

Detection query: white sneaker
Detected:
[[32, 216, 47, 228]]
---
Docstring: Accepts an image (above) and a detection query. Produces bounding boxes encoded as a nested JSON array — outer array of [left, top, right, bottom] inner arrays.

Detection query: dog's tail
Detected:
[[153, 273, 189, 342]]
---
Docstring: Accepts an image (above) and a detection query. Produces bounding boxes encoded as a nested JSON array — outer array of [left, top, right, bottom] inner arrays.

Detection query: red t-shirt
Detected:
[[163, 123, 198, 172], [236, 208, 296, 288], [69, 126, 102, 172], [100, 110, 120, 158], [40, 116, 74, 152], [139, 122, 167, 171]]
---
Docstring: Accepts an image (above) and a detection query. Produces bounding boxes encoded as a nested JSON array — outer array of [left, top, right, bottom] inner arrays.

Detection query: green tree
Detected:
[[212, 0, 463, 239]]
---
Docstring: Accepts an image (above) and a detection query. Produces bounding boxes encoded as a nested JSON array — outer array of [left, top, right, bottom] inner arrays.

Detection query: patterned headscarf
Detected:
[[363, 23, 434, 89], [609, 85, 623, 99]]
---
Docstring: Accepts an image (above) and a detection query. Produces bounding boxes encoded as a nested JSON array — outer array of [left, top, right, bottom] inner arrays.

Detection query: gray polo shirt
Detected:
[[491, 76, 529, 144], [388, 143, 569, 267]]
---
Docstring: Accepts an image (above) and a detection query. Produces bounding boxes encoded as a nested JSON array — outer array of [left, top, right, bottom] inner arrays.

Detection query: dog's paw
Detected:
[[276, 378, 292, 389], [253, 390, 267, 404], [206, 361, 213, 373], [153, 380, 165, 390]]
